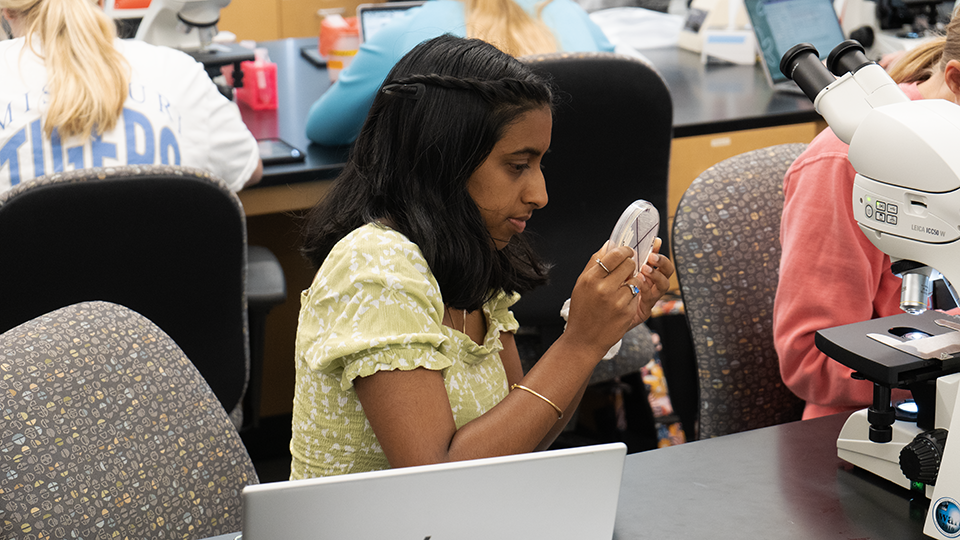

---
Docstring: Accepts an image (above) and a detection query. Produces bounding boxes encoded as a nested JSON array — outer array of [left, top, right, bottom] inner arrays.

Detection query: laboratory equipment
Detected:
[[134, 0, 254, 98], [135, 0, 231, 52], [781, 39, 960, 539], [834, 0, 953, 59], [608, 199, 659, 276]]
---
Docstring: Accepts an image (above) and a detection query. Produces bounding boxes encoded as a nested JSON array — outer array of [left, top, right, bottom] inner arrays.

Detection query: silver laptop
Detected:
[[356, 1, 426, 43], [744, 0, 846, 93], [241, 442, 627, 540]]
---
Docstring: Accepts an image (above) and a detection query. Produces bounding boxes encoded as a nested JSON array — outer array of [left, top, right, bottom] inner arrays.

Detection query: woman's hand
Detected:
[[563, 239, 674, 359], [563, 244, 645, 358]]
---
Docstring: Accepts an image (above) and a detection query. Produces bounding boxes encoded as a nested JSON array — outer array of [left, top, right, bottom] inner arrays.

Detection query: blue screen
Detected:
[[745, 0, 846, 83]]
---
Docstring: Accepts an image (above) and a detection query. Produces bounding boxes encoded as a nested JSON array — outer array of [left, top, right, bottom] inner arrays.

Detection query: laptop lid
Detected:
[[241, 442, 627, 540], [744, 0, 846, 91], [356, 1, 426, 43]]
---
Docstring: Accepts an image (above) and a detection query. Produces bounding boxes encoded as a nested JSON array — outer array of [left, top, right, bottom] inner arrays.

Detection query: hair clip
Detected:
[[380, 82, 425, 100]]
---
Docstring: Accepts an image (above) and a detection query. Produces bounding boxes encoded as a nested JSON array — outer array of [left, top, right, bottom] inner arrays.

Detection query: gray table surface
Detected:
[[613, 412, 929, 539]]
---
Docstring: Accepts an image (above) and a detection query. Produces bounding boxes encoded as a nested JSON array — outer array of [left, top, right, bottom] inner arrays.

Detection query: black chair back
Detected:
[[0, 165, 249, 414], [517, 52, 673, 342]]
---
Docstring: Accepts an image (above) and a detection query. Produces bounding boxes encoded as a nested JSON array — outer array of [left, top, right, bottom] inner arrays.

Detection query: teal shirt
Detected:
[[305, 0, 614, 146], [290, 223, 521, 478]]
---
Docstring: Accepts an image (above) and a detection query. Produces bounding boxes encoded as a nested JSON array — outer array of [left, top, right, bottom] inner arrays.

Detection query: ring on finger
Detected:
[[596, 259, 611, 274], [626, 283, 640, 296]]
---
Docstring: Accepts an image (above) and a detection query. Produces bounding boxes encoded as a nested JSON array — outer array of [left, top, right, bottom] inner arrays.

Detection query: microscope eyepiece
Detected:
[[827, 39, 872, 77], [779, 43, 818, 80], [780, 43, 836, 103]]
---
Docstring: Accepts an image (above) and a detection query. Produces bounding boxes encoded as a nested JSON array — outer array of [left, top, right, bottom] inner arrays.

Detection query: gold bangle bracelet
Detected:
[[511, 384, 563, 420]]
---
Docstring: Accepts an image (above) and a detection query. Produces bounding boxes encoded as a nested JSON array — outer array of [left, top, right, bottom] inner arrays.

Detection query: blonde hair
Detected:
[[2, 0, 129, 139], [463, 0, 558, 57]]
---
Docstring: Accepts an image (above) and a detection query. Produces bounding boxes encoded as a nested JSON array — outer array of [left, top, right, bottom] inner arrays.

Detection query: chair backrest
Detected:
[[672, 143, 807, 439], [0, 165, 249, 415], [0, 301, 259, 539], [516, 52, 673, 343]]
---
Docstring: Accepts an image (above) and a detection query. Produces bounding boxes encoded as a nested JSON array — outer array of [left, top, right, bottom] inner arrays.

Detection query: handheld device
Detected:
[[608, 199, 659, 275], [257, 138, 305, 165]]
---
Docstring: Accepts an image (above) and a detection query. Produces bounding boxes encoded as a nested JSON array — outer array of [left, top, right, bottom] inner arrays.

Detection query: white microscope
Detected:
[[833, 0, 953, 59], [135, 0, 230, 52], [781, 40, 960, 539], [132, 0, 253, 99]]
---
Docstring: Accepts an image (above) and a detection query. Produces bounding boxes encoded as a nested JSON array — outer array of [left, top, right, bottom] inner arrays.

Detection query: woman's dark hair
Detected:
[[300, 34, 555, 311]]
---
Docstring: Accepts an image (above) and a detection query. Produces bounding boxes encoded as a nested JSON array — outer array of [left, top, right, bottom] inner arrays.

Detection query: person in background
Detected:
[[0, 0, 262, 192], [291, 35, 673, 478], [304, 0, 614, 146], [774, 17, 960, 419]]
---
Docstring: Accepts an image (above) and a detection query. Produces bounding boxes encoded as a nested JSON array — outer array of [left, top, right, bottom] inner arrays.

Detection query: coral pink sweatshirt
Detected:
[[773, 83, 920, 419]]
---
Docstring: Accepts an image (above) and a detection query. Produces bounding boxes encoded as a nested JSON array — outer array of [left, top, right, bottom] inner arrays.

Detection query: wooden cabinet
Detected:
[[220, 0, 380, 41], [219, 0, 281, 42], [667, 120, 826, 227]]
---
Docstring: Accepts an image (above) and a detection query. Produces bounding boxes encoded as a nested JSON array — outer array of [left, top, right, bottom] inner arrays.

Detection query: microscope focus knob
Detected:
[[900, 428, 948, 485]]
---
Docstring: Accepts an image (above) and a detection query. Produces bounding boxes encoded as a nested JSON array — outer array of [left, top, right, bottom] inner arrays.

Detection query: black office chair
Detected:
[[509, 52, 672, 450], [0, 165, 286, 430], [516, 51, 673, 346], [672, 143, 807, 439], [0, 301, 259, 539]]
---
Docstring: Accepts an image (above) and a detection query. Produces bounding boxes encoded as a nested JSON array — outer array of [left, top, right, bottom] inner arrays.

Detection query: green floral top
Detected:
[[290, 223, 521, 478]]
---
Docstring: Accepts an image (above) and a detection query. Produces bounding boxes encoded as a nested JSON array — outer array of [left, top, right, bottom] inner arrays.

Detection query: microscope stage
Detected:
[[816, 310, 960, 387]]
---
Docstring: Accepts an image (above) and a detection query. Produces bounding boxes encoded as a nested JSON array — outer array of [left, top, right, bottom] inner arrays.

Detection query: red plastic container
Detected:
[[233, 48, 278, 111]]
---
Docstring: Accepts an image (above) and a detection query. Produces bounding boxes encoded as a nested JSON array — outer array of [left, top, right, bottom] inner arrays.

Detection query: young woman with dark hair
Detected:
[[291, 35, 673, 479], [300, 36, 555, 311]]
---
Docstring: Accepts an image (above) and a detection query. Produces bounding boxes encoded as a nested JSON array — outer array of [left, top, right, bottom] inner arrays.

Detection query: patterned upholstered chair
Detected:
[[0, 165, 286, 431], [0, 301, 259, 539], [672, 143, 807, 439]]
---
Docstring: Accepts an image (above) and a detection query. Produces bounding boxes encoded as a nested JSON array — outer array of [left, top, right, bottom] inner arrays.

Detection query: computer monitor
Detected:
[[745, 0, 846, 91], [356, 1, 425, 42], [242, 443, 628, 540]]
